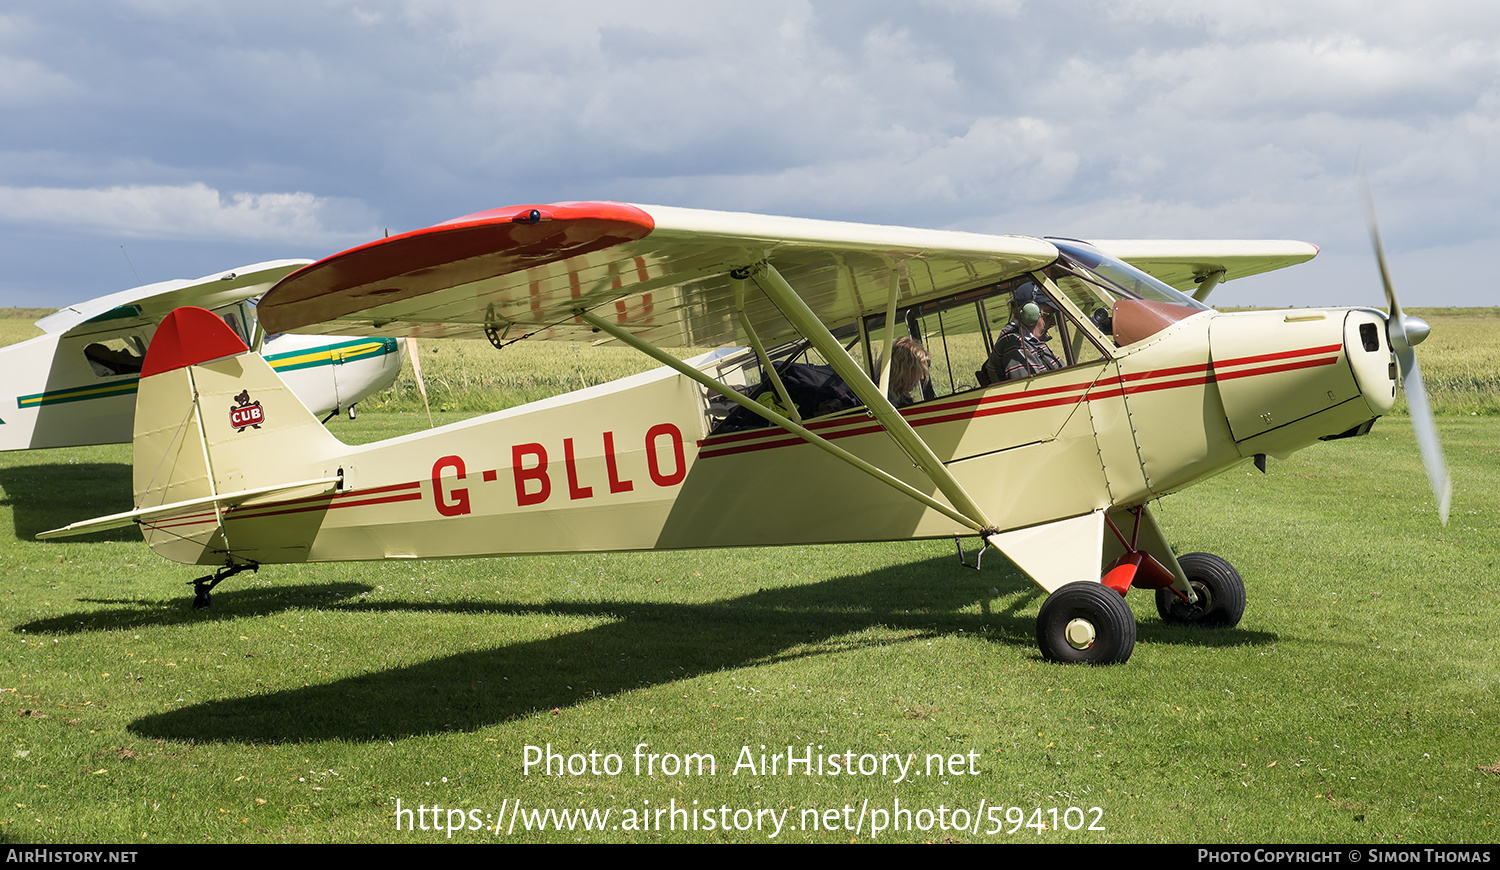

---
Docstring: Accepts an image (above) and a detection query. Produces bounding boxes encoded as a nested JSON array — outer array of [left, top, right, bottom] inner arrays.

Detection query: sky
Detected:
[[2, 0, 1497, 309]]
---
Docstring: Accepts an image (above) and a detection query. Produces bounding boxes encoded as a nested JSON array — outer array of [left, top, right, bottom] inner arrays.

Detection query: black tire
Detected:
[[1155, 552, 1245, 628], [1036, 582, 1137, 664]]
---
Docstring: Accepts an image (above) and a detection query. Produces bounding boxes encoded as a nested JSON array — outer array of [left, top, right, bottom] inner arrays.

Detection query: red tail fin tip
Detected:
[[140, 307, 250, 378]]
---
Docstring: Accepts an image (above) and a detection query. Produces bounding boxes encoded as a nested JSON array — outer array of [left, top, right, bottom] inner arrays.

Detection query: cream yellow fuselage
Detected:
[[148, 305, 1394, 572]]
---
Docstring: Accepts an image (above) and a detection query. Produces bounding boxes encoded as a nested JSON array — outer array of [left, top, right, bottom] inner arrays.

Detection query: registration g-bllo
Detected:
[[43, 201, 1449, 664]]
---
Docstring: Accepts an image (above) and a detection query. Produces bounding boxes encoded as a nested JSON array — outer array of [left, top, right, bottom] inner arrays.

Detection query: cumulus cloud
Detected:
[[1, 1, 1498, 306], [0, 182, 377, 245]]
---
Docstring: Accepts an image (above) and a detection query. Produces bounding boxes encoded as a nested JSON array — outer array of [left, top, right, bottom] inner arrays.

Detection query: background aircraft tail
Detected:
[[132, 307, 345, 565]]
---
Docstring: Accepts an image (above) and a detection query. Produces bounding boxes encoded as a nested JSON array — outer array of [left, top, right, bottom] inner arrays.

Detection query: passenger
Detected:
[[982, 284, 1063, 382], [886, 336, 930, 407]]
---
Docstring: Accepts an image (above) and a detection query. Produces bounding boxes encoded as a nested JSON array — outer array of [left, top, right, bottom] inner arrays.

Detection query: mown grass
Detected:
[[2, 414, 1496, 843], [3, 306, 1500, 843]]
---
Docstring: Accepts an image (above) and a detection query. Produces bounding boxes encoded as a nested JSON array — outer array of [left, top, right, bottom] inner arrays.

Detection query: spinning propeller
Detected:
[[1366, 191, 1452, 524]]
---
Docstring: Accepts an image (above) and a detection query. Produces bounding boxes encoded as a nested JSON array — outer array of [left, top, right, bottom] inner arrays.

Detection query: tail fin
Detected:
[[132, 307, 344, 565]]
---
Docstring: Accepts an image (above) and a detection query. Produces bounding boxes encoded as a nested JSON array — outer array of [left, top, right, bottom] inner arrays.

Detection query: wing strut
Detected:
[[741, 261, 998, 534], [732, 277, 802, 425], [875, 269, 902, 398], [1191, 268, 1225, 303], [576, 310, 986, 532]]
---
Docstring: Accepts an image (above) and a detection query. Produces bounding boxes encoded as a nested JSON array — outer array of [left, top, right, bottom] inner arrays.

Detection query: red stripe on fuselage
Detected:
[[698, 342, 1344, 460], [1214, 343, 1342, 371], [139, 343, 1351, 530], [139, 480, 425, 532]]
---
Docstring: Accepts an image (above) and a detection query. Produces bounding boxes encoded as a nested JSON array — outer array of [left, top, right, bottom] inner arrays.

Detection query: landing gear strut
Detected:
[[190, 562, 258, 610]]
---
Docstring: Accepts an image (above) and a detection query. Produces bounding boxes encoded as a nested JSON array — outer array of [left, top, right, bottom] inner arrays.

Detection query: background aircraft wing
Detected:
[[1088, 239, 1319, 298], [258, 202, 1059, 350], [37, 260, 313, 339]]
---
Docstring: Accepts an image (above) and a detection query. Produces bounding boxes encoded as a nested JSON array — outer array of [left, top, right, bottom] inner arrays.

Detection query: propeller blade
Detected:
[[1396, 345, 1452, 524], [1365, 185, 1402, 323], [406, 338, 433, 429], [1366, 185, 1451, 524]]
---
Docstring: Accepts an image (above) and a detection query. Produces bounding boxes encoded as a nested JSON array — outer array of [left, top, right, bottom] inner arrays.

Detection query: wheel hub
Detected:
[[1188, 581, 1213, 616], [1169, 581, 1213, 621], [1064, 618, 1096, 650]]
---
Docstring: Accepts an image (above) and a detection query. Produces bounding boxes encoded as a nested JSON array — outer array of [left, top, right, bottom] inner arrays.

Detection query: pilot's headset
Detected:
[[1013, 282, 1053, 327]]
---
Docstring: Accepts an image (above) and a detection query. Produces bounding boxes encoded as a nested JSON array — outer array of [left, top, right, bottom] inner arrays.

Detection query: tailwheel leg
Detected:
[[189, 562, 258, 611], [1036, 582, 1137, 664]]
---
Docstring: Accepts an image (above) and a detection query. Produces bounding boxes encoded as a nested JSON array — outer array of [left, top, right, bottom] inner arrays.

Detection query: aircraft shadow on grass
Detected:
[[0, 461, 136, 542], [104, 555, 1277, 745], [13, 583, 380, 634]]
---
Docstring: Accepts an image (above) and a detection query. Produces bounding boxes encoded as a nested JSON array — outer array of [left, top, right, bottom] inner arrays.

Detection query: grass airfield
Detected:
[[1, 312, 1498, 843]]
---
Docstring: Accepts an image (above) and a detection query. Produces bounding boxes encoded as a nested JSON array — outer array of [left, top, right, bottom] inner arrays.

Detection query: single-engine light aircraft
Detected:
[[41, 202, 1450, 664], [1, 261, 405, 452]]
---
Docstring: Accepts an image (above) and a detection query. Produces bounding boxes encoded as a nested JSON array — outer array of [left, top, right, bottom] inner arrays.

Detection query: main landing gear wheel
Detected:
[[1155, 552, 1246, 628], [1037, 581, 1137, 665]]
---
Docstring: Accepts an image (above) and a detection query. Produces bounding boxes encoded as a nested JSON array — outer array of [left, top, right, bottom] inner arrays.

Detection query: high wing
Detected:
[[1089, 239, 1319, 301], [0, 259, 406, 453], [36, 260, 312, 340], [259, 202, 1060, 349]]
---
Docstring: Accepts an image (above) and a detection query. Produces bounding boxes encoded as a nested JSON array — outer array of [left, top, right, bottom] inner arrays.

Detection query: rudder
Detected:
[[133, 307, 345, 565]]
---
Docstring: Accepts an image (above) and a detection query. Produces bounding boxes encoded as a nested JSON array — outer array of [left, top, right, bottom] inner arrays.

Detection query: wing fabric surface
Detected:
[[1091, 240, 1319, 296], [258, 202, 1059, 349], [36, 261, 313, 339]]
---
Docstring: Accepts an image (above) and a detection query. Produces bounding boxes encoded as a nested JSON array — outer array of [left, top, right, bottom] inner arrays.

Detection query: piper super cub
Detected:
[[42, 201, 1450, 664]]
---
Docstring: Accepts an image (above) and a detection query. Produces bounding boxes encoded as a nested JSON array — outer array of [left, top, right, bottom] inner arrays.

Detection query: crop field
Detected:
[[1, 308, 1498, 843], [361, 308, 1500, 418]]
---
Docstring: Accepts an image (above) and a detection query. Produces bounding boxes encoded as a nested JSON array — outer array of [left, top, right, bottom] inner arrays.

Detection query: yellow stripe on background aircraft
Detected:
[[1, 261, 405, 452], [41, 202, 1449, 664]]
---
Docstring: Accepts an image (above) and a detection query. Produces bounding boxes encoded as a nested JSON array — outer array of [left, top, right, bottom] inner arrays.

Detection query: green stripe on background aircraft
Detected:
[[1, 261, 404, 452], [41, 202, 1448, 665]]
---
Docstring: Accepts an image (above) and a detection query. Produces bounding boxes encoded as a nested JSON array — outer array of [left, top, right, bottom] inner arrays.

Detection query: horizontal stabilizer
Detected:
[[1090, 239, 1319, 298], [37, 476, 341, 540]]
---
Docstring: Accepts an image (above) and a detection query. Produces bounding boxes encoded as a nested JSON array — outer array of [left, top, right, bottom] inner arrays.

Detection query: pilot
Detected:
[[982, 283, 1063, 382], [886, 336, 930, 407]]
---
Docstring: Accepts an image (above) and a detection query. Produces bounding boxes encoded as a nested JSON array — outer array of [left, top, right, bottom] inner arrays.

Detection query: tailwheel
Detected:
[[1155, 552, 1245, 628], [188, 562, 258, 611], [1037, 581, 1136, 664]]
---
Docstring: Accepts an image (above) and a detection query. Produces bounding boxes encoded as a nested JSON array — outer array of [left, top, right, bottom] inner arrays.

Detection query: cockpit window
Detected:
[[1045, 239, 1210, 311], [1045, 240, 1209, 346], [703, 252, 1169, 434], [211, 300, 259, 347], [864, 274, 1108, 402], [83, 336, 146, 377], [705, 325, 864, 434]]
